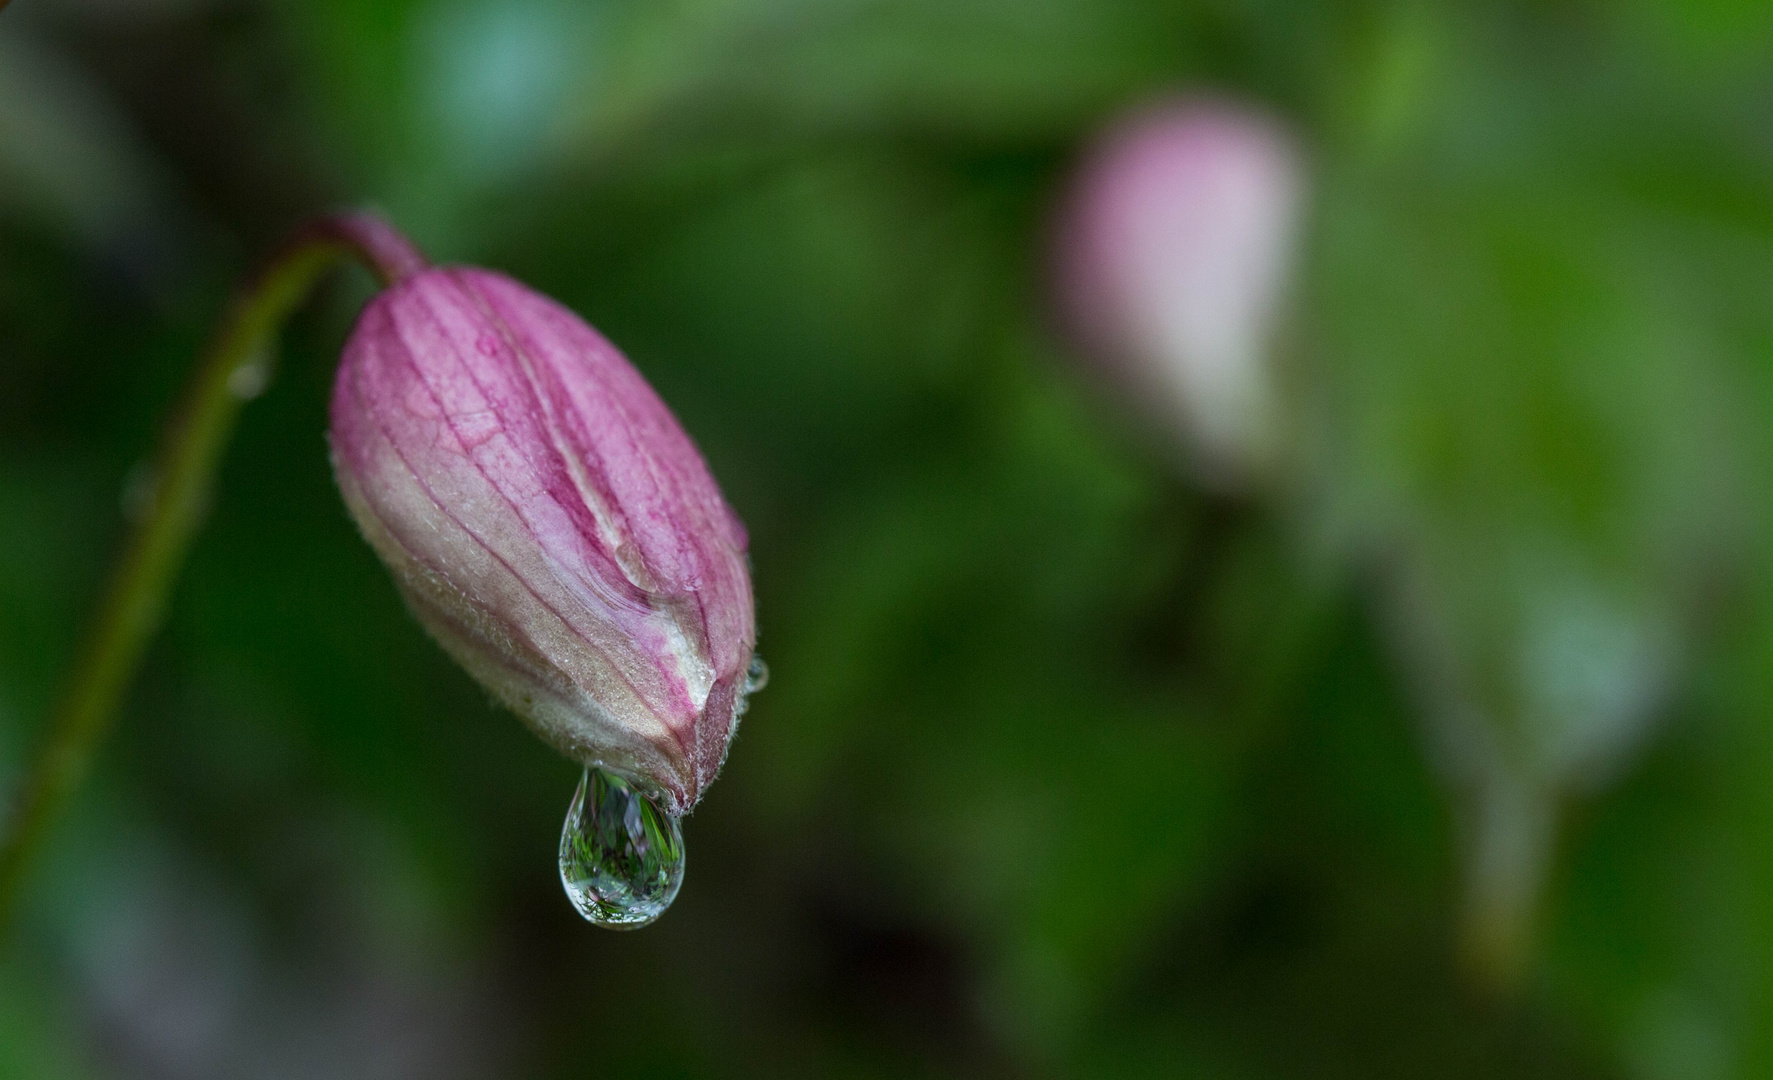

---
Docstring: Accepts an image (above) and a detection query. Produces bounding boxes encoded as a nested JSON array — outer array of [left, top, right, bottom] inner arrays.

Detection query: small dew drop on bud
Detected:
[[734, 655, 769, 721], [558, 767, 685, 929], [228, 342, 276, 400], [226, 360, 270, 400]]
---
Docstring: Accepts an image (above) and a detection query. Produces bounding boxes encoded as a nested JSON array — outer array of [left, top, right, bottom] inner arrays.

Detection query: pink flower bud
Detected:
[[329, 264, 755, 815], [1054, 95, 1305, 487]]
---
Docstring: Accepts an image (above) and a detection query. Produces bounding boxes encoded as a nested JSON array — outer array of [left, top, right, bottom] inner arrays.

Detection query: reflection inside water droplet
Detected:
[[558, 767, 684, 929]]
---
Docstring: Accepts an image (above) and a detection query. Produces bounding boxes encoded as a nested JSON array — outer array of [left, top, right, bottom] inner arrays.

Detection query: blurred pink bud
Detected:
[[329, 264, 755, 814], [1054, 95, 1306, 487]]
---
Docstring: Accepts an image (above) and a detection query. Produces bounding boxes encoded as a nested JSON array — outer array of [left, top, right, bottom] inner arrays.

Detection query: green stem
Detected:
[[0, 212, 426, 929]]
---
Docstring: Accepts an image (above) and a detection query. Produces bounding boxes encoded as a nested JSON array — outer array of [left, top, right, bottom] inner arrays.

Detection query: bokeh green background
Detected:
[[5, 0, 1773, 1076]]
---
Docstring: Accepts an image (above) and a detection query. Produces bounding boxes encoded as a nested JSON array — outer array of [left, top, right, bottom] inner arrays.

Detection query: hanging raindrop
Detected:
[[558, 767, 685, 929]]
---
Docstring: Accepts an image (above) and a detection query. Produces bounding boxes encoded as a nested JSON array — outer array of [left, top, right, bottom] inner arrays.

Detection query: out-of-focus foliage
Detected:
[[1, 0, 1771, 1077]]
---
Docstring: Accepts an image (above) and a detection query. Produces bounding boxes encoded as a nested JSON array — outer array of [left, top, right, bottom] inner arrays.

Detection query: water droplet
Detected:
[[734, 655, 769, 720], [227, 344, 275, 400], [227, 359, 270, 399], [558, 767, 684, 929]]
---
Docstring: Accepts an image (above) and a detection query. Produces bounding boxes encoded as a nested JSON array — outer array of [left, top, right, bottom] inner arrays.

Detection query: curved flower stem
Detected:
[[0, 212, 426, 929]]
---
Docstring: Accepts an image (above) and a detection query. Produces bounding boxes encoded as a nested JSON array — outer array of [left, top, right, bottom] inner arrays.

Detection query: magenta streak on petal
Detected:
[[460, 276, 637, 547], [534, 319, 740, 704], [342, 309, 685, 764], [472, 273, 750, 679], [459, 276, 731, 694], [473, 281, 676, 602], [399, 275, 702, 732], [491, 317, 705, 730], [411, 278, 716, 741], [390, 280, 662, 649], [437, 278, 674, 642], [460, 274, 710, 723], [367, 294, 670, 724], [443, 271, 705, 734], [476, 274, 703, 567]]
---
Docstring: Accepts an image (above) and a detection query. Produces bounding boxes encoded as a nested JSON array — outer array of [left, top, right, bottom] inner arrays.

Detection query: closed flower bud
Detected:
[[1054, 95, 1305, 488], [329, 262, 755, 815]]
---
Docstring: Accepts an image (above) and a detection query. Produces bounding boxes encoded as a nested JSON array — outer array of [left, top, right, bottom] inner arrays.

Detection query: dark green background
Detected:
[[4, 0, 1773, 1076]]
